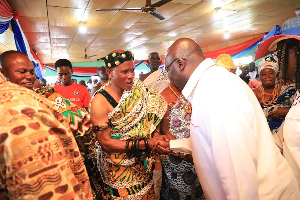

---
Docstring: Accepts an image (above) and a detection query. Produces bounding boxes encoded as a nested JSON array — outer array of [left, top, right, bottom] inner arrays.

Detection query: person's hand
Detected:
[[269, 107, 289, 119], [148, 135, 170, 155]]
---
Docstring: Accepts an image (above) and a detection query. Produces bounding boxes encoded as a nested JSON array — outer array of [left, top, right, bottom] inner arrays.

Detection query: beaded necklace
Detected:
[[168, 84, 192, 114], [259, 83, 279, 106]]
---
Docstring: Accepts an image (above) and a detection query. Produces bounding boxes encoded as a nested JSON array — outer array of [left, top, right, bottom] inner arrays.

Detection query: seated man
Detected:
[[91, 50, 170, 199], [0, 71, 92, 199]]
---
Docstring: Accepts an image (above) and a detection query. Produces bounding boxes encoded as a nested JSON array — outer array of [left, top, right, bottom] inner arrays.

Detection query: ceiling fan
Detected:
[[84, 48, 97, 60], [96, 0, 173, 20]]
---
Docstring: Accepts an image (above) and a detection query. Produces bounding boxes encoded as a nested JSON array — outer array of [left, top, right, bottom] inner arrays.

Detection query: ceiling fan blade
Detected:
[[96, 8, 142, 11], [151, 0, 173, 8], [150, 9, 165, 20]]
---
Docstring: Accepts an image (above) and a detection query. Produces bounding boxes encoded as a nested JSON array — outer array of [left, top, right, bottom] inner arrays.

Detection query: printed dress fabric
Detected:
[[261, 84, 296, 134], [36, 87, 108, 200], [0, 78, 92, 199], [160, 96, 205, 200]]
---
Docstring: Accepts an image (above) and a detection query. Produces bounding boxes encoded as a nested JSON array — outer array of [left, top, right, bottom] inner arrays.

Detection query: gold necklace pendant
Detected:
[[183, 103, 192, 114]]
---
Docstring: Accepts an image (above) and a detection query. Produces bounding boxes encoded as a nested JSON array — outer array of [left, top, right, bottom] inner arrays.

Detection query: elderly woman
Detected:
[[253, 56, 296, 152]]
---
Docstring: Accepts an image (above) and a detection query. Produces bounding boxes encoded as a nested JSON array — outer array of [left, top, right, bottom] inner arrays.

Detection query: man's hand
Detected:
[[149, 135, 170, 155]]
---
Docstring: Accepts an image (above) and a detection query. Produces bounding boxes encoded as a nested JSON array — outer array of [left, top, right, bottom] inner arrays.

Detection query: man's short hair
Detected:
[[0, 50, 28, 68], [148, 52, 160, 60], [55, 59, 72, 70], [97, 66, 106, 73]]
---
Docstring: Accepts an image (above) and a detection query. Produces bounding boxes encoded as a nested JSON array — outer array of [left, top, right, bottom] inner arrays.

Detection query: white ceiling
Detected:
[[0, 0, 299, 63]]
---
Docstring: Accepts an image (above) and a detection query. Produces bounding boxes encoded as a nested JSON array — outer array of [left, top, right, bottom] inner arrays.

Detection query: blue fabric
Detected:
[[264, 25, 282, 41], [11, 19, 43, 79], [11, 19, 27, 54], [261, 86, 296, 131], [0, 20, 10, 34], [232, 37, 263, 59], [282, 26, 300, 36]]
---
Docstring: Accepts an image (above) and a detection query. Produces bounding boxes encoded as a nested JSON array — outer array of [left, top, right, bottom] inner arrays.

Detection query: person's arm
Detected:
[[269, 107, 290, 119], [90, 93, 169, 153]]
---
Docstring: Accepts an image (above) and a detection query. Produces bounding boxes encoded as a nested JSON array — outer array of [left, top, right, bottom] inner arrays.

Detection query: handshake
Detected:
[[149, 135, 171, 155]]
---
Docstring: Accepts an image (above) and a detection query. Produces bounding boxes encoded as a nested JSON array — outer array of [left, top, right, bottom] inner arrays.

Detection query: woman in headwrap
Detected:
[[252, 56, 296, 152]]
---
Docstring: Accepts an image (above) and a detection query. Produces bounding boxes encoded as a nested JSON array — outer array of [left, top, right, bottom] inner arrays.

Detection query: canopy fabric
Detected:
[[203, 35, 264, 59], [11, 11, 45, 79], [0, 0, 13, 34]]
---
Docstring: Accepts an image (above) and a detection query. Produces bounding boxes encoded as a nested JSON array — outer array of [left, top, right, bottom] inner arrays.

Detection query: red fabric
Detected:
[[12, 11, 19, 20], [254, 35, 300, 61], [204, 35, 264, 59], [0, 0, 13, 18], [30, 48, 45, 74], [54, 83, 91, 108], [47, 65, 98, 74]]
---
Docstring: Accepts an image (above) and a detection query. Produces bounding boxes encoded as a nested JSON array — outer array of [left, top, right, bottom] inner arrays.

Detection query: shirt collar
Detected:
[[182, 58, 214, 100]]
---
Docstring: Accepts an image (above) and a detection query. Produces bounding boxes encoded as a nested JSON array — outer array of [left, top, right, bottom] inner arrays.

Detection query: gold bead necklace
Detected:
[[259, 83, 279, 106]]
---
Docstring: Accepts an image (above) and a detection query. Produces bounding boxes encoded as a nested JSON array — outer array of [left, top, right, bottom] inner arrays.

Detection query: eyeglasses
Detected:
[[165, 58, 187, 72]]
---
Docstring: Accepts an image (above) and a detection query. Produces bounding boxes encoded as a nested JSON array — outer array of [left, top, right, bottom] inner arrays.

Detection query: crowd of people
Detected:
[[0, 15, 300, 200]]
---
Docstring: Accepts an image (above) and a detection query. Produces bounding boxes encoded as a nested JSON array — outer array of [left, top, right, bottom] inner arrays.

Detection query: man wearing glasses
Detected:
[[164, 38, 300, 199]]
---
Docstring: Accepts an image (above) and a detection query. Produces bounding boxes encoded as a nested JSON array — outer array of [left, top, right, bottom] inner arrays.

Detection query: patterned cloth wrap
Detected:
[[97, 78, 167, 200], [261, 84, 296, 152], [160, 96, 206, 200], [0, 74, 92, 199], [35, 87, 92, 136], [35, 87, 108, 200]]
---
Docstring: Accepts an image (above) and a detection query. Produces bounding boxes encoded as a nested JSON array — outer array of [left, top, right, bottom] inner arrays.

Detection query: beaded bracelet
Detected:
[[140, 138, 150, 157], [125, 139, 133, 157], [135, 138, 141, 159]]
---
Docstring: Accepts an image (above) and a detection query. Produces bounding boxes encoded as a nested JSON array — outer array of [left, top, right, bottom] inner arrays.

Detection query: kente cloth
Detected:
[[0, 77, 92, 199], [97, 78, 167, 200], [160, 96, 205, 200], [35, 87, 108, 200], [260, 84, 296, 151], [143, 68, 169, 93]]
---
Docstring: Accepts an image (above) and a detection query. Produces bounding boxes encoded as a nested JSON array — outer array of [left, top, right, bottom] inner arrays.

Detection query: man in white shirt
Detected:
[[165, 38, 299, 200]]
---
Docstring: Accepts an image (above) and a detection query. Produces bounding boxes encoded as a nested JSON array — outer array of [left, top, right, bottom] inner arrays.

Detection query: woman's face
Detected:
[[260, 67, 276, 88]]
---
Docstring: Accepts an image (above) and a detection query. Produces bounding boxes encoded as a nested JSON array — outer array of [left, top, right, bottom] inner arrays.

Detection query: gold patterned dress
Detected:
[[0, 73, 92, 199]]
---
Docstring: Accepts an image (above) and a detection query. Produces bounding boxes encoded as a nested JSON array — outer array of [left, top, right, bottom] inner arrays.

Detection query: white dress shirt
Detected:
[[284, 90, 300, 186], [182, 58, 299, 200]]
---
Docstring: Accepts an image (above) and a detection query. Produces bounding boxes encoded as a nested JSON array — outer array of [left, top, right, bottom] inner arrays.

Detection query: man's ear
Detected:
[[106, 68, 113, 77], [177, 58, 186, 71], [158, 60, 162, 65]]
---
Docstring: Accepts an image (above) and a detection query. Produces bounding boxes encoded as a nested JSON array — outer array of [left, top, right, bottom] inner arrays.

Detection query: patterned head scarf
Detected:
[[215, 54, 236, 71], [258, 55, 279, 74], [99, 50, 134, 69]]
